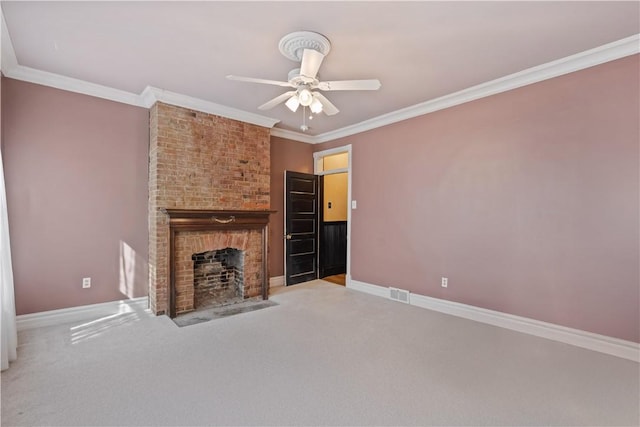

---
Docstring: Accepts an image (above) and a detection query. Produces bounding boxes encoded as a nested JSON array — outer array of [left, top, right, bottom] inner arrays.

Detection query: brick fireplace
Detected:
[[148, 102, 271, 316]]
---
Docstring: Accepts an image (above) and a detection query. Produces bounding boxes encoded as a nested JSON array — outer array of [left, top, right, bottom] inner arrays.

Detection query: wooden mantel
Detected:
[[163, 209, 276, 317], [163, 209, 275, 230]]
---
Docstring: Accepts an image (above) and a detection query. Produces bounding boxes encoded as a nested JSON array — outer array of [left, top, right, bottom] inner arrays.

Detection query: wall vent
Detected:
[[389, 287, 410, 304]]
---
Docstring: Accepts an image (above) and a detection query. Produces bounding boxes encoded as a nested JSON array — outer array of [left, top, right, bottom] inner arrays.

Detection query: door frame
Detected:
[[313, 144, 352, 287]]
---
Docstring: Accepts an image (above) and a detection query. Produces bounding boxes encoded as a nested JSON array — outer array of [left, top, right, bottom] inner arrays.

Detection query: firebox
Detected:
[[192, 248, 244, 308]]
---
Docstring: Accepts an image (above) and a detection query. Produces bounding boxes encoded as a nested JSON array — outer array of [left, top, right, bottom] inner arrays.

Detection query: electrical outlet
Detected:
[[82, 277, 91, 289], [441, 277, 448, 288]]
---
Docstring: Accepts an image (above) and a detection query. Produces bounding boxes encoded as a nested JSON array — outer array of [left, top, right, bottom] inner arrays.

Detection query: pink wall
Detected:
[[2, 78, 149, 315], [316, 55, 640, 342], [269, 136, 314, 277], [3, 53, 637, 342]]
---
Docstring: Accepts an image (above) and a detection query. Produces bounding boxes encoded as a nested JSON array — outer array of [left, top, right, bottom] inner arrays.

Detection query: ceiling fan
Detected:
[[226, 31, 381, 118]]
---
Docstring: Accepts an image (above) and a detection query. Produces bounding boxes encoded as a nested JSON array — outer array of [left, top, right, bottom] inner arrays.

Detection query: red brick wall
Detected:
[[149, 102, 270, 315]]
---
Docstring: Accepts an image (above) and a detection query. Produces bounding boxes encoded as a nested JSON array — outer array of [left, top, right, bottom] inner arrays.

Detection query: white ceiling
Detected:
[[2, 1, 639, 140]]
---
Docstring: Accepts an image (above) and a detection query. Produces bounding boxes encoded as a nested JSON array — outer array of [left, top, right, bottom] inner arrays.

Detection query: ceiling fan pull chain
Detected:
[[300, 106, 309, 132]]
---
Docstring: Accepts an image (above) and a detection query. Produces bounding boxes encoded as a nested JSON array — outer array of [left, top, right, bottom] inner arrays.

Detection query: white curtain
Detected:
[[0, 146, 17, 371]]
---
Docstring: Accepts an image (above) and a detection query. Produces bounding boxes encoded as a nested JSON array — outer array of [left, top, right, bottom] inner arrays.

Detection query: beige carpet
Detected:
[[2, 280, 638, 426]]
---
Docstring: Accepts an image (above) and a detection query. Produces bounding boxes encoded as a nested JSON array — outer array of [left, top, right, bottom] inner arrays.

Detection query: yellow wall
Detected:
[[323, 172, 348, 221], [322, 152, 348, 171]]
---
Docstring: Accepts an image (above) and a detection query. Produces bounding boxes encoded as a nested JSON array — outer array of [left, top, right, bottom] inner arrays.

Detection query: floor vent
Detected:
[[389, 287, 410, 304]]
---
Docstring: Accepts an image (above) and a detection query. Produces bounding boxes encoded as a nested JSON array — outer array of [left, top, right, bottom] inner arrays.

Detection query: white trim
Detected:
[[1, 59, 282, 128], [348, 280, 389, 298], [140, 86, 280, 129], [0, 8, 18, 73], [5, 65, 146, 107], [313, 145, 352, 175], [349, 280, 640, 362], [316, 167, 348, 176], [1, 65, 281, 128], [282, 171, 287, 285], [1, 18, 636, 143], [269, 276, 285, 287], [270, 34, 640, 144], [270, 128, 316, 144], [16, 297, 149, 331]]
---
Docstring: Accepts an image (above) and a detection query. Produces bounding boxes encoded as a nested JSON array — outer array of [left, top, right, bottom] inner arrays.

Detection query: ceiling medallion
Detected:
[[278, 31, 331, 61]]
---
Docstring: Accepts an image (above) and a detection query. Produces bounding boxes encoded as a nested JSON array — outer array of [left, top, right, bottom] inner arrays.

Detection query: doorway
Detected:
[[315, 145, 352, 287], [284, 145, 354, 287], [318, 157, 348, 285], [283, 144, 352, 287]]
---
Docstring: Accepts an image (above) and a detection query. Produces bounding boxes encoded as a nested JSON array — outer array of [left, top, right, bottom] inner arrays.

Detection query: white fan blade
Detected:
[[258, 91, 296, 110], [317, 79, 381, 91], [226, 75, 293, 87], [314, 93, 339, 116], [299, 49, 324, 79]]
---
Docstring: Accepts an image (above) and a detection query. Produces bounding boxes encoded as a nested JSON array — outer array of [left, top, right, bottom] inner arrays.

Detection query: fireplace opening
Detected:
[[192, 247, 244, 309]]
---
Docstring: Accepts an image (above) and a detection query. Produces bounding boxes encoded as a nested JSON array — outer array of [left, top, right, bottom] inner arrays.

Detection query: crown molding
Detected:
[[306, 33, 640, 144], [2, 7, 143, 107], [140, 86, 280, 129], [1, 7, 279, 129], [1, 19, 637, 142], [1, 62, 280, 127], [0, 27, 145, 108], [5, 65, 146, 106], [270, 127, 317, 144], [1, 7, 18, 73]]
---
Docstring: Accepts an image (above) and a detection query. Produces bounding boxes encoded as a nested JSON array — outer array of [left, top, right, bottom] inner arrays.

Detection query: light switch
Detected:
[[351, 200, 357, 209]]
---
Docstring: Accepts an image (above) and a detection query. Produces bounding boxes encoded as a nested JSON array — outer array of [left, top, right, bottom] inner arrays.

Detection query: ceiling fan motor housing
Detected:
[[288, 68, 318, 86]]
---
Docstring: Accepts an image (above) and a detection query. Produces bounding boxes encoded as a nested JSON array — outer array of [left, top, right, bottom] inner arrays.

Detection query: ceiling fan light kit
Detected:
[[309, 96, 323, 114], [297, 87, 314, 106], [227, 30, 381, 130], [285, 95, 300, 112]]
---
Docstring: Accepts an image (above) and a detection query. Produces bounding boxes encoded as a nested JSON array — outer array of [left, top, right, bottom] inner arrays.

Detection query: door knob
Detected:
[[285, 234, 292, 240]]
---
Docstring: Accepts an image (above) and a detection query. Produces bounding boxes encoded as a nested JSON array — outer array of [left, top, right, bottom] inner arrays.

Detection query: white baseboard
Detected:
[[269, 276, 285, 287], [16, 297, 150, 331], [349, 280, 639, 362], [348, 279, 388, 298]]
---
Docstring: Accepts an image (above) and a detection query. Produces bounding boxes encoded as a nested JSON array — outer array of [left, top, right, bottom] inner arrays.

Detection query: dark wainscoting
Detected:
[[320, 221, 347, 277]]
